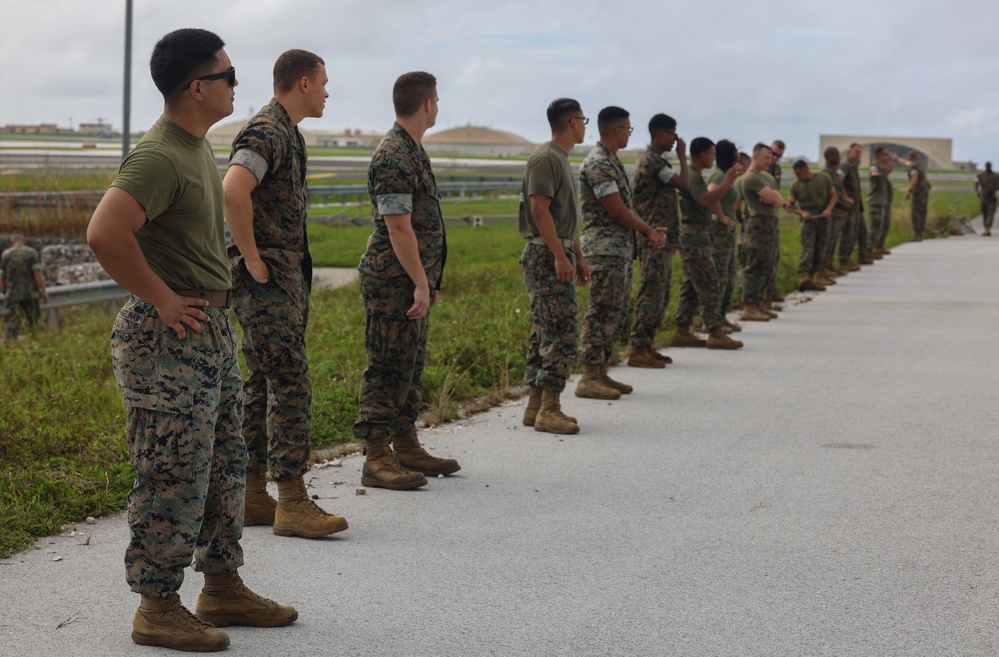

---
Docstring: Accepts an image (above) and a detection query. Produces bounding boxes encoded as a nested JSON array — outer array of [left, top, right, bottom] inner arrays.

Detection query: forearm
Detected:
[[824, 189, 838, 215], [387, 223, 429, 289], [535, 207, 569, 258], [610, 207, 653, 237], [33, 271, 46, 293], [224, 194, 261, 264], [89, 231, 175, 305]]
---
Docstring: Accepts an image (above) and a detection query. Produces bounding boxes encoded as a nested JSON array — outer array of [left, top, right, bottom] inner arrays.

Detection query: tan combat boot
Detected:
[[627, 346, 666, 369], [522, 385, 543, 426], [574, 363, 621, 400], [859, 255, 875, 265], [671, 326, 706, 347], [797, 274, 814, 292], [841, 259, 861, 271], [196, 571, 298, 628], [706, 329, 744, 350], [132, 592, 230, 652], [772, 292, 786, 303], [651, 349, 673, 363], [740, 304, 772, 322], [910, 231, 923, 242], [362, 438, 428, 490], [815, 271, 836, 285], [723, 319, 742, 333], [244, 469, 276, 527], [273, 475, 348, 538], [393, 426, 461, 476], [600, 363, 634, 394], [534, 389, 580, 435]]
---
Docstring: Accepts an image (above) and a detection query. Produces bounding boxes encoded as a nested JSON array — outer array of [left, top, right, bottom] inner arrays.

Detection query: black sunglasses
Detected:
[[181, 66, 235, 91]]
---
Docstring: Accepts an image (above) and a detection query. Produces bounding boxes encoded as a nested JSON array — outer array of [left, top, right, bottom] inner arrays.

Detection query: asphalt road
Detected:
[[3, 220, 999, 657]]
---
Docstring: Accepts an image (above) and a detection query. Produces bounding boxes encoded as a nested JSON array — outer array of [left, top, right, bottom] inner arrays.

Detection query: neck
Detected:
[[600, 139, 619, 155], [692, 159, 707, 172], [395, 116, 427, 145], [550, 130, 576, 154], [751, 163, 766, 173], [274, 94, 307, 126], [162, 105, 215, 139]]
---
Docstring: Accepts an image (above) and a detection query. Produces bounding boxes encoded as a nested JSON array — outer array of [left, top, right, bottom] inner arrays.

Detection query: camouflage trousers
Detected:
[[232, 270, 311, 481], [823, 209, 848, 268], [629, 236, 674, 349], [4, 298, 40, 340], [353, 274, 429, 442], [580, 254, 631, 365], [675, 225, 722, 330], [868, 205, 888, 250], [981, 195, 996, 230], [711, 221, 737, 317], [798, 216, 829, 275], [839, 205, 868, 260], [521, 242, 578, 393], [111, 298, 246, 597], [767, 218, 781, 297], [741, 216, 778, 306], [911, 190, 929, 234]]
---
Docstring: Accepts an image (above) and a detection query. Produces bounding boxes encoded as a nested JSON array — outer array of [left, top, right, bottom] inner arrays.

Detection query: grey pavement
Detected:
[[3, 220, 999, 656]]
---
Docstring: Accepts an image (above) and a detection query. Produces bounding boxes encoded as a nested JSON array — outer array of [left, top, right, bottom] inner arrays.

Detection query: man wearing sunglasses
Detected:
[[88, 28, 296, 652], [576, 106, 667, 400], [223, 50, 347, 540]]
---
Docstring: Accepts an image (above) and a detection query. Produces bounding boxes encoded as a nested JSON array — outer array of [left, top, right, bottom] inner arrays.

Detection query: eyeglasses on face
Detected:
[[181, 66, 236, 91], [616, 125, 634, 135], [572, 115, 589, 125]]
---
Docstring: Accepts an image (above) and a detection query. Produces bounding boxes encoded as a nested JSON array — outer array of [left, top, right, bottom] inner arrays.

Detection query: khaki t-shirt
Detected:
[[111, 116, 230, 291], [519, 141, 578, 239], [679, 167, 713, 226], [738, 170, 779, 218], [789, 173, 833, 214], [707, 168, 738, 218]]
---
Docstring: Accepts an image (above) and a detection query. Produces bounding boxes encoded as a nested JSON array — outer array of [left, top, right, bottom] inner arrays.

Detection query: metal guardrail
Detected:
[[0, 278, 128, 327]]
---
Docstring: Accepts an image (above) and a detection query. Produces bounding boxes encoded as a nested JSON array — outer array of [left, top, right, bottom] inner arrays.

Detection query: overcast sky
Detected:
[[3, 0, 998, 163]]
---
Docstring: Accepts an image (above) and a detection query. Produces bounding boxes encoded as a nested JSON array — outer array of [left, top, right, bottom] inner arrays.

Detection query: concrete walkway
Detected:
[[3, 221, 999, 656]]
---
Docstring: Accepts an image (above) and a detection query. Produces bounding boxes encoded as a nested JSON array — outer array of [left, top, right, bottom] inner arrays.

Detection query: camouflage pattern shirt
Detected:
[[228, 99, 312, 308], [867, 162, 889, 208], [977, 171, 999, 198], [633, 146, 680, 249], [0, 243, 42, 301], [359, 122, 447, 290], [908, 162, 931, 194], [768, 161, 783, 189], [842, 160, 864, 212], [579, 142, 635, 259]]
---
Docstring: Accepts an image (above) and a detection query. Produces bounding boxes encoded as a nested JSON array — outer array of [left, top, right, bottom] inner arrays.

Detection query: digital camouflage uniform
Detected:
[[867, 161, 890, 251], [1, 242, 43, 338], [520, 142, 579, 393], [839, 159, 867, 261], [908, 161, 931, 235], [708, 167, 738, 317], [228, 99, 314, 481], [675, 167, 723, 330], [109, 116, 245, 596], [629, 146, 680, 349], [766, 160, 783, 298], [737, 170, 780, 306], [977, 170, 999, 231], [789, 173, 833, 276], [821, 165, 847, 269], [353, 123, 447, 443], [883, 176, 894, 246], [579, 143, 635, 365]]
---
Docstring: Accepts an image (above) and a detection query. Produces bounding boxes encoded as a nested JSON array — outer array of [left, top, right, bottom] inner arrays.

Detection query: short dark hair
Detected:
[[150, 28, 225, 99], [753, 143, 772, 155], [875, 147, 886, 157], [274, 49, 324, 94], [547, 98, 582, 131], [597, 106, 629, 136], [792, 159, 809, 170], [648, 113, 677, 138], [909, 150, 919, 160], [849, 142, 861, 149], [716, 139, 737, 171], [772, 139, 786, 150], [823, 146, 840, 161], [690, 137, 714, 157], [393, 71, 437, 118], [739, 152, 752, 166]]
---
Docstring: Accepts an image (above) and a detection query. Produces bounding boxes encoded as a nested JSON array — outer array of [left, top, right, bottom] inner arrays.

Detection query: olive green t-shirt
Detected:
[[111, 116, 231, 291], [679, 167, 713, 226], [738, 170, 779, 218], [707, 168, 738, 218], [519, 141, 578, 239], [789, 173, 833, 214]]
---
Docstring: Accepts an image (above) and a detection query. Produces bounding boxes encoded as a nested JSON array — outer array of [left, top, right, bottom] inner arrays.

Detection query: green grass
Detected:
[[0, 187, 980, 558]]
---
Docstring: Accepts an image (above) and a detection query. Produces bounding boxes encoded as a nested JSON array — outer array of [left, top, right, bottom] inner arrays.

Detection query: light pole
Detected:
[[121, 0, 132, 161]]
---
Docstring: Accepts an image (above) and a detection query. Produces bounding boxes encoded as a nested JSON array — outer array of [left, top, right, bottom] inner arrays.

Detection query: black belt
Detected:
[[174, 289, 232, 308]]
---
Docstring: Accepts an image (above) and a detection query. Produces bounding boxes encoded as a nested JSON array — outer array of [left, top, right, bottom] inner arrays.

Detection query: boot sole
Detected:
[[273, 519, 348, 538], [534, 422, 580, 435], [131, 630, 230, 652], [360, 476, 428, 490], [195, 610, 299, 628], [627, 360, 666, 369], [706, 343, 743, 350], [402, 463, 462, 477]]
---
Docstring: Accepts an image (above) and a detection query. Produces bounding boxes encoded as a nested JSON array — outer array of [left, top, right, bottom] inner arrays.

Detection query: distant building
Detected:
[[819, 134, 954, 169], [77, 122, 113, 136], [423, 125, 534, 157], [1, 123, 74, 134], [207, 119, 383, 148]]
